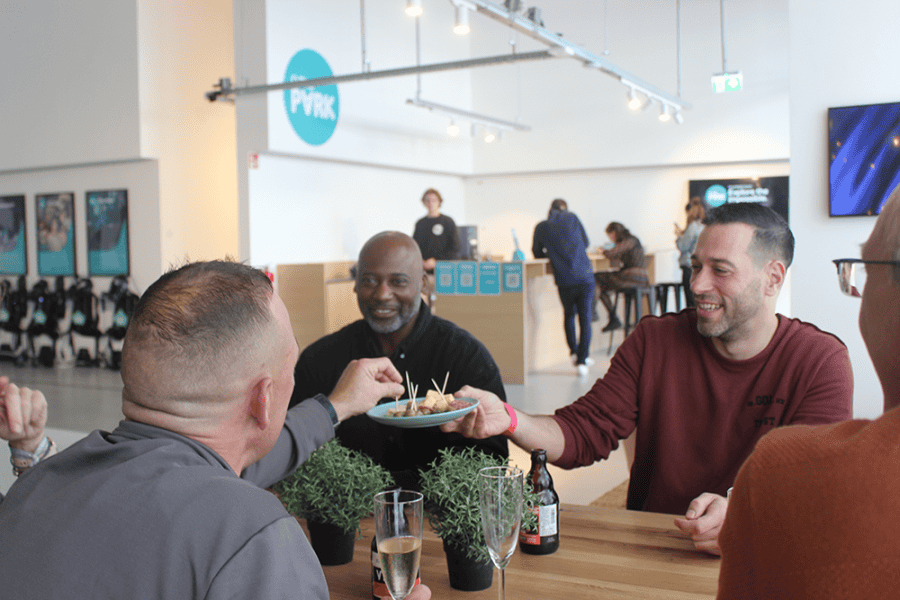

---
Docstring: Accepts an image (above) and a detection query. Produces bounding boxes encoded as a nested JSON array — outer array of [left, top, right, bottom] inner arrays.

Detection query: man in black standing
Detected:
[[532, 199, 596, 377]]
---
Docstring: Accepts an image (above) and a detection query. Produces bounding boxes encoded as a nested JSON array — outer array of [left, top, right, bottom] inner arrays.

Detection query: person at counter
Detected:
[[413, 188, 460, 271], [290, 231, 508, 490], [716, 186, 900, 599], [595, 221, 650, 332], [442, 202, 852, 555], [532, 198, 596, 377], [0, 261, 432, 600]]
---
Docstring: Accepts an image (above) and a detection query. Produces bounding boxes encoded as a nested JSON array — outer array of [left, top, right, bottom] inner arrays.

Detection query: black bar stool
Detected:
[[654, 282, 684, 313], [607, 285, 656, 355]]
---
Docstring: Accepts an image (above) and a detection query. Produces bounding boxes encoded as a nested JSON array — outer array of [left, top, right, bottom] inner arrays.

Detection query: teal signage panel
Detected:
[[435, 261, 456, 295], [456, 262, 477, 295], [502, 262, 524, 293], [478, 262, 500, 295]]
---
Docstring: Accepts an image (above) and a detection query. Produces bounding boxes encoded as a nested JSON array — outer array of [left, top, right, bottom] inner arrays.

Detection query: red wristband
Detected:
[[502, 402, 517, 436]]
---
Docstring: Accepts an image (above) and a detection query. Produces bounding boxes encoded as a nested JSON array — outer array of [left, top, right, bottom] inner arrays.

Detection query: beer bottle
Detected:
[[519, 449, 560, 555]]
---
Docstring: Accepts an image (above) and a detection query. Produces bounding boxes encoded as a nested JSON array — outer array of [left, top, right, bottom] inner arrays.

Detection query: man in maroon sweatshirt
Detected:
[[443, 202, 852, 556]]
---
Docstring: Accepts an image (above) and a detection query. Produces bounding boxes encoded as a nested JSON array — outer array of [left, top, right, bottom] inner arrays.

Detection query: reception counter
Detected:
[[434, 254, 654, 384]]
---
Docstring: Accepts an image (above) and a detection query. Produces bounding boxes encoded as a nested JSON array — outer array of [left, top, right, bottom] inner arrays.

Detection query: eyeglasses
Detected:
[[832, 258, 900, 297]]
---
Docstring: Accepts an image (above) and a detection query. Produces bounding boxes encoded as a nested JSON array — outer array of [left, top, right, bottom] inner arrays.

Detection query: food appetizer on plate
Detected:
[[387, 389, 472, 417]]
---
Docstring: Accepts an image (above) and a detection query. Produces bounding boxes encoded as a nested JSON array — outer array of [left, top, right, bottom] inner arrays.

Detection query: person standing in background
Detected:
[[595, 222, 650, 332], [413, 188, 460, 304], [675, 197, 706, 307], [532, 199, 596, 377], [413, 188, 460, 269]]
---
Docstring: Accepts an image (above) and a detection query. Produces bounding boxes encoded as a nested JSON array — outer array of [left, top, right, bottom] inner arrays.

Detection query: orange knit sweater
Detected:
[[717, 406, 900, 599]]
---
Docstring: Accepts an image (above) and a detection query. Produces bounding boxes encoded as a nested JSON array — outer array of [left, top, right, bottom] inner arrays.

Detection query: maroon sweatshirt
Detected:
[[552, 310, 853, 514]]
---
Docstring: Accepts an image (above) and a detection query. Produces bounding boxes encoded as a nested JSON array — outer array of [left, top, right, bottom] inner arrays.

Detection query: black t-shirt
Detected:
[[413, 214, 460, 261], [290, 302, 508, 490]]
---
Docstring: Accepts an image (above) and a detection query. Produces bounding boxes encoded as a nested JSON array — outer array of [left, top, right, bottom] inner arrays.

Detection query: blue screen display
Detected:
[[829, 102, 900, 217]]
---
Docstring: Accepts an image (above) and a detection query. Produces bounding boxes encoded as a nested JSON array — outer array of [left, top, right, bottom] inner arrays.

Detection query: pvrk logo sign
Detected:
[[283, 49, 339, 146]]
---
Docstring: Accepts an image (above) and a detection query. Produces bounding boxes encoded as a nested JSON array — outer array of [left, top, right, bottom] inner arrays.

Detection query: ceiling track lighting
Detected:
[[454, 4, 471, 35], [406, 0, 423, 17], [450, 0, 690, 117], [408, 97, 531, 133], [627, 87, 641, 111], [659, 104, 671, 122], [447, 121, 460, 136]]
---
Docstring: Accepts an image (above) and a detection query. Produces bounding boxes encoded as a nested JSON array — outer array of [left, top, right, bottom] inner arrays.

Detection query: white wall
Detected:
[[248, 153, 466, 267], [139, 0, 240, 267], [0, 1, 142, 170], [788, 0, 899, 419], [3, 0, 240, 288]]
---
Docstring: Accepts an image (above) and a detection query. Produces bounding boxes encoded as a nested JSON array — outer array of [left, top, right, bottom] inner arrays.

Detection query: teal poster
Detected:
[[0, 195, 27, 275], [502, 262, 523, 292], [87, 189, 129, 276], [36, 193, 75, 276], [478, 262, 500, 295], [435, 261, 456, 295], [456, 262, 477, 295]]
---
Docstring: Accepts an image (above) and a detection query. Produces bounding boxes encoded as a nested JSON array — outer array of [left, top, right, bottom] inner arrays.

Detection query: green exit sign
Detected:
[[712, 72, 743, 93]]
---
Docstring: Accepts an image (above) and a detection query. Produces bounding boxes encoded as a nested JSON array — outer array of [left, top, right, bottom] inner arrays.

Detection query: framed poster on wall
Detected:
[[36, 192, 76, 276], [86, 189, 129, 276], [0, 195, 27, 275]]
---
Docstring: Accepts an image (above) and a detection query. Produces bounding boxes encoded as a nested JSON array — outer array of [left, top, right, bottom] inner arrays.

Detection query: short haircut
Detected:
[[125, 260, 274, 364], [704, 202, 794, 268], [421, 188, 443, 206], [550, 198, 568, 213]]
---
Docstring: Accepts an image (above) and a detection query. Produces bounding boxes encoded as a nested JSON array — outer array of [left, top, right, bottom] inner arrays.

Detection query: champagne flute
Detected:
[[478, 466, 524, 600], [374, 490, 423, 600]]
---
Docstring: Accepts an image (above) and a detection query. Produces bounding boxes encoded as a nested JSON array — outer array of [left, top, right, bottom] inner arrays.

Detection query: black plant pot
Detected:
[[306, 520, 356, 566], [442, 539, 494, 591]]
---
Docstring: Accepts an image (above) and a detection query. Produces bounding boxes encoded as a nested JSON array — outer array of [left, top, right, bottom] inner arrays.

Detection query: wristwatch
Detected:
[[10, 436, 57, 476]]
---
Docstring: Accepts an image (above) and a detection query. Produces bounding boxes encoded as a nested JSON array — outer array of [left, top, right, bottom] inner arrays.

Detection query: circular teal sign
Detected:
[[283, 49, 339, 146], [705, 184, 728, 208]]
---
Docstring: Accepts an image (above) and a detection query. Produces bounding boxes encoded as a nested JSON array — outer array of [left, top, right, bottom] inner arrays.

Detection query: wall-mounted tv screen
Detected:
[[828, 101, 900, 216], [688, 176, 789, 223]]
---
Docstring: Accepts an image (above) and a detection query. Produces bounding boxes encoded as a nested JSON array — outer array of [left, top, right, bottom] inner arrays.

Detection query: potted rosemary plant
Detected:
[[419, 446, 538, 591], [275, 439, 394, 566]]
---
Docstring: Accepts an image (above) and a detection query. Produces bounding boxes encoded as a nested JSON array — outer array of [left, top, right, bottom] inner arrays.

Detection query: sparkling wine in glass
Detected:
[[374, 490, 423, 600], [478, 466, 524, 600]]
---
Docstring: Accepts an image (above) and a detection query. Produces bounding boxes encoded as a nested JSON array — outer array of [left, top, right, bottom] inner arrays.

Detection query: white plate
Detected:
[[366, 397, 479, 429]]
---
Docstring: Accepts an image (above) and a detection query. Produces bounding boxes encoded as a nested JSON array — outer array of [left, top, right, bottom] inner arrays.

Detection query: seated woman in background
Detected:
[[595, 222, 649, 332], [674, 197, 705, 307]]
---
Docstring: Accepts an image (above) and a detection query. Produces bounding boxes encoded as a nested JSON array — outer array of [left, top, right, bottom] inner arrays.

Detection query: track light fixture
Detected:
[[674, 111, 684, 124], [454, 5, 470, 35], [447, 121, 460, 136], [484, 131, 496, 143], [659, 104, 671, 122], [405, 0, 423, 17], [627, 88, 641, 111]]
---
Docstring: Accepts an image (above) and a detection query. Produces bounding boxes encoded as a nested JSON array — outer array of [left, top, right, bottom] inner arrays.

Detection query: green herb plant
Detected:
[[275, 439, 394, 536], [419, 446, 539, 563]]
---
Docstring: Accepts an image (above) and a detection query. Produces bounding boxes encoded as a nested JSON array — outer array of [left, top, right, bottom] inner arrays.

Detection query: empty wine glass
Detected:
[[374, 490, 423, 600], [478, 466, 524, 600]]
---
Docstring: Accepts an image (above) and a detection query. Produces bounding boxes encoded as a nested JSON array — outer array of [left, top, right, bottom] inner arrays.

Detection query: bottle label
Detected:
[[520, 504, 558, 544], [372, 547, 420, 599]]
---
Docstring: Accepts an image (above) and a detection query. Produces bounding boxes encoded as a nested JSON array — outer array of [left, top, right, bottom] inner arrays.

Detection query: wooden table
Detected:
[[316, 504, 720, 599]]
